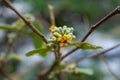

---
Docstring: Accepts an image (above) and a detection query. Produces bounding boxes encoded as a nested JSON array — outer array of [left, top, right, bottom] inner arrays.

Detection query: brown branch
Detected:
[[38, 6, 58, 79], [2, 0, 48, 43], [61, 6, 120, 61], [61, 47, 79, 61], [38, 60, 58, 80], [81, 6, 120, 42], [66, 43, 120, 64], [38, 45, 61, 80], [100, 56, 120, 80]]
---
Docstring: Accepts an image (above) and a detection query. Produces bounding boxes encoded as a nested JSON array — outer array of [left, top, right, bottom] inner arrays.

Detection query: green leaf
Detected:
[[26, 48, 48, 57], [0, 25, 16, 30], [75, 68, 93, 76], [63, 63, 93, 76], [65, 63, 76, 69], [80, 43, 102, 50], [32, 21, 44, 48], [68, 42, 102, 50], [67, 42, 83, 47]]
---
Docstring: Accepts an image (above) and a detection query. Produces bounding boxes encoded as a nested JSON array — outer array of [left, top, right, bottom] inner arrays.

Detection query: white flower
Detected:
[[49, 25, 76, 44]]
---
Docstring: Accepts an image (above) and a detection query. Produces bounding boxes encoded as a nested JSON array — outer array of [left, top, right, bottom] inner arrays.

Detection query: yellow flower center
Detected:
[[57, 34, 73, 43], [49, 25, 55, 31]]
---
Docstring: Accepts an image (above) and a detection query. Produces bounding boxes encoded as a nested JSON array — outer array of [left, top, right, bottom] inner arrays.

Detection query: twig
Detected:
[[66, 43, 120, 64], [38, 56, 59, 80], [0, 31, 20, 67], [40, 6, 120, 78], [61, 6, 120, 61], [39, 4, 57, 78], [100, 56, 120, 80], [61, 47, 79, 61], [2, 0, 48, 43], [48, 4, 55, 25], [38, 60, 58, 80], [81, 6, 120, 42], [4, 32, 20, 59], [38, 3, 58, 78], [38, 45, 61, 80], [82, 15, 90, 32], [0, 31, 20, 80]]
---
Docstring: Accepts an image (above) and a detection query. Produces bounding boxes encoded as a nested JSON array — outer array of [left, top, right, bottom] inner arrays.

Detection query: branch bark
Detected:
[[38, 60, 58, 80], [48, 4, 55, 25], [81, 6, 120, 42], [38, 45, 61, 80], [100, 56, 120, 80], [2, 0, 48, 43], [61, 6, 120, 61]]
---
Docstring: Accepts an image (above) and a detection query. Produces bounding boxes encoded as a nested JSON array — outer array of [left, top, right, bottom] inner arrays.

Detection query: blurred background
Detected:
[[0, 0, 120, 80]]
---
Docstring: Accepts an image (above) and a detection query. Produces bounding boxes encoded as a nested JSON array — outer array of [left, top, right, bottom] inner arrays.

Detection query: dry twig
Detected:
[[61, 6, 120, 61], [100, 56, 120, 80], [3, 0, 48, 43], [66, 43, 120, 64]]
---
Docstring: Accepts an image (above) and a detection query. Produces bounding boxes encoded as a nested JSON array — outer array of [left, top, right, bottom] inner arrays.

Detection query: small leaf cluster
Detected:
[[49, 63, 93, 79]]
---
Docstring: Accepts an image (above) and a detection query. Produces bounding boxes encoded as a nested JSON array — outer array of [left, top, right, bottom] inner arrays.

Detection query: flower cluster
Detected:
[[48, 25, 76, 46]]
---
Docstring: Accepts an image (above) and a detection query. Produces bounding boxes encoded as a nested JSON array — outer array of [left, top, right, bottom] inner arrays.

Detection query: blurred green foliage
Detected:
[[23, 0, 120, 16], [32, 21, 44, 48]]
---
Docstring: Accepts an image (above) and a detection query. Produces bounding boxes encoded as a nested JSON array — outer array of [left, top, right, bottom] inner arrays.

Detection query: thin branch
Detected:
[[3, 0, 48, 43], [38, 45, 61, 80], [38, 55, 58, 80], [0, 31, 20, 80], [38, 60, 58, 80], [38, 5, 57, 79], [61, 6, 120, 61], [4, 32, 20, 59], [0, 31, 28, 80], [81, 6, 120, 42], [0, 30, 31, 79], [48, 4, 55, 25], [61, 47, 79, 61], [82, 15, 90, 32], [100, 56, 120, 80], [66, 43, 120, 64]]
